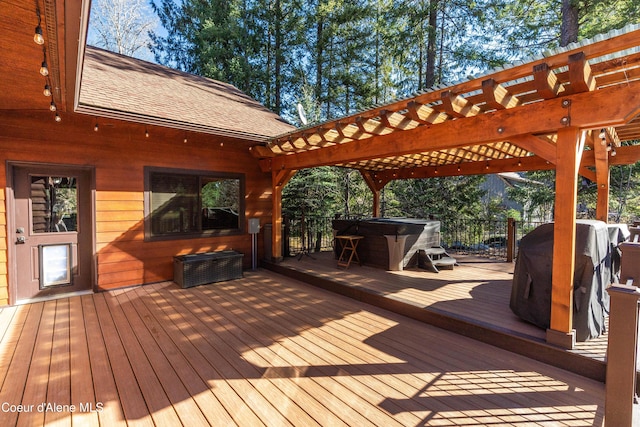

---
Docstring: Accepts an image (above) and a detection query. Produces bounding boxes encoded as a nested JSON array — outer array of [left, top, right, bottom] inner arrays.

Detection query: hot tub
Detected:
[[332, 218, 440, 270]]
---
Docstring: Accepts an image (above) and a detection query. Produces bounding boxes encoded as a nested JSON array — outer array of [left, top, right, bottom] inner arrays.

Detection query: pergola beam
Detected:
[[379, 110, 420, 131], [441, 91, 481, 117], [406, 101, 449, 124], [482, 79, 522, 110], [509, 134, 557, 164], [262, 79, 640, 173], [532, 63, 565, 100], [361, 144, 640, 182], [567, 52, 596, 94]]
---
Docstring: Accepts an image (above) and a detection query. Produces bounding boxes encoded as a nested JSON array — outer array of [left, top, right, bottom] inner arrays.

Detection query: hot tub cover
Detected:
[[510, 220, 611, 341]]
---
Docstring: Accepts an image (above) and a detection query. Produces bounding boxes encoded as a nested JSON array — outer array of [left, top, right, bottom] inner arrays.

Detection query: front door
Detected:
[[12, 165, 92, 302]]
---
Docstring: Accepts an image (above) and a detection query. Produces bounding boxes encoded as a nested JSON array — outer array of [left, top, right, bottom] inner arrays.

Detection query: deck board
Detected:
[[80, 295, 123, 427], [103, 291, 183, 427], [0, 269, 605, 426], [0, 304, 25, 390], [92, 293, 155, 427], [136, 284, 266, 427], [125, 287, 237, 427], [0, 303, 41, 427], [69, 297, 99, 427], [45, 298, 71, 427]]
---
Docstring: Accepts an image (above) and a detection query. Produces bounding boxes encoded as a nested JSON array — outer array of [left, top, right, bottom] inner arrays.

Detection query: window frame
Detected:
[[144, 167, 245, 241]]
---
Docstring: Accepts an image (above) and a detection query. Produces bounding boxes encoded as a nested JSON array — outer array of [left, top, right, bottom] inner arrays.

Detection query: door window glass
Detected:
[[31, 176, 78, 233]]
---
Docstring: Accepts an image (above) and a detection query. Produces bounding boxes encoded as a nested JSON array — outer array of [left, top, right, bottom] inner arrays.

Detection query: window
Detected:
[[31, 176, 78, 233], [145, 168, 244, 240]]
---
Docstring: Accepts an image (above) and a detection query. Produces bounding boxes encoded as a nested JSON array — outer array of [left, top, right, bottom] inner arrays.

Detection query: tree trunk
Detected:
[[274, 0, 282, 114], [315, 18, 323, 104], [560, 0, 579, 47], [425, 0, 438, 88]]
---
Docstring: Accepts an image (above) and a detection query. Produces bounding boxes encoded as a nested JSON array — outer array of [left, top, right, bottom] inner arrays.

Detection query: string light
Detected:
[[34, 26, 44, 45], [34, 9, 44, 45], [145, 128, 149, 138], [35, 9, 57, 123], [94, 122, 99, 132], [40, 60, 49, 76]]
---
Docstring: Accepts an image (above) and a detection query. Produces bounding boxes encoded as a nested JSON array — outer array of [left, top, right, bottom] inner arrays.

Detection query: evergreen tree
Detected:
[[281, 167, 340, 218], [150, 0, 262, 97], [388, 176, 487, 221]]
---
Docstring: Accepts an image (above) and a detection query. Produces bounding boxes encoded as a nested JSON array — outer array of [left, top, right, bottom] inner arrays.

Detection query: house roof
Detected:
[[0, 0, 293, 143], [78, 46, 294, 141]]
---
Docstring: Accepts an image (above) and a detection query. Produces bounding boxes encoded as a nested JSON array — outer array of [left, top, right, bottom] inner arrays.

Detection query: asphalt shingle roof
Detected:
[[79, 46, 294, 141]]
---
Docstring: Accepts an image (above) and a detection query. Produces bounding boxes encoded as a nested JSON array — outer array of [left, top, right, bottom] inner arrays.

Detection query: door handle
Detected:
[[16, 236, 26, 244]]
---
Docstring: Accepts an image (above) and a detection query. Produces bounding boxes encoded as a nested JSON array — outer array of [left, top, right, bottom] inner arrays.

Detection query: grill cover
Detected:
[[510, 220, 612, 341]]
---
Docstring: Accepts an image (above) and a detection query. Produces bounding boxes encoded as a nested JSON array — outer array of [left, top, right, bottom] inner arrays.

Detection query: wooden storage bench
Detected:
[[173, 250, 243, 288]]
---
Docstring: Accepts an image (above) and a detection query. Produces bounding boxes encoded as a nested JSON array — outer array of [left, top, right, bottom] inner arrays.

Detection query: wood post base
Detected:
[[546, 328, 576, 349]]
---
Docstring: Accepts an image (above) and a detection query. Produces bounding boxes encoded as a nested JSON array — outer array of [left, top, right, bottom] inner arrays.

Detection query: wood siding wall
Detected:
[[0, 112, 274, 304]]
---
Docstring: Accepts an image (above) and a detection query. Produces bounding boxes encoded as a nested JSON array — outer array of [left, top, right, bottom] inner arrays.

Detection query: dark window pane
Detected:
[[31, 176, 78, 233], [201, 178, 240, 230], [150, 173, 198, 235]]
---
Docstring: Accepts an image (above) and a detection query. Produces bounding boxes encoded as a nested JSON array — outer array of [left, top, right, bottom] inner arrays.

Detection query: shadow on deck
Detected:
[[264, 252, 610, 383]]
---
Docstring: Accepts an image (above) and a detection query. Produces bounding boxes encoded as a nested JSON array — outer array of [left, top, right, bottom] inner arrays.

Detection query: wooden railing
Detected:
[[284, 215, 540, 261], [605, 238, 640, 426]]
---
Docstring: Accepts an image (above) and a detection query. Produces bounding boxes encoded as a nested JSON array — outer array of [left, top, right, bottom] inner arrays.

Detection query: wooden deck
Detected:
[[0, 269, 605, 426], [267, 252, 611, 381]]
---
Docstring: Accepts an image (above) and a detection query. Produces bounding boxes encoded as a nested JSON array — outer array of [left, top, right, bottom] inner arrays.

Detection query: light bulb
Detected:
[[49, 101, 56, 112], [40, 61, 48, 76], [145, 129, 149, 138], [94, 123, 99, 132], [54, 113, 61, 122], [34, 26, 44, 45], [43, 84, 51, 97]]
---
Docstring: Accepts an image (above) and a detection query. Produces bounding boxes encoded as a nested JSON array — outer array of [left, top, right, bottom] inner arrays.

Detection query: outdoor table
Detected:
[[335, 235, 364, 268]]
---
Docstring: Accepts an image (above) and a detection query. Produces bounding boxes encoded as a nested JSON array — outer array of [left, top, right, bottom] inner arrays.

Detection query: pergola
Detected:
[[254, 24, 640, 349]]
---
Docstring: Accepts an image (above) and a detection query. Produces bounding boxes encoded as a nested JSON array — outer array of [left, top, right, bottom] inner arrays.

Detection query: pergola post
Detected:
[[593, 130, 611, 222], [360, 170, 383, 217], [547, 127, 586, 349], [271, 168, 295, 262]]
